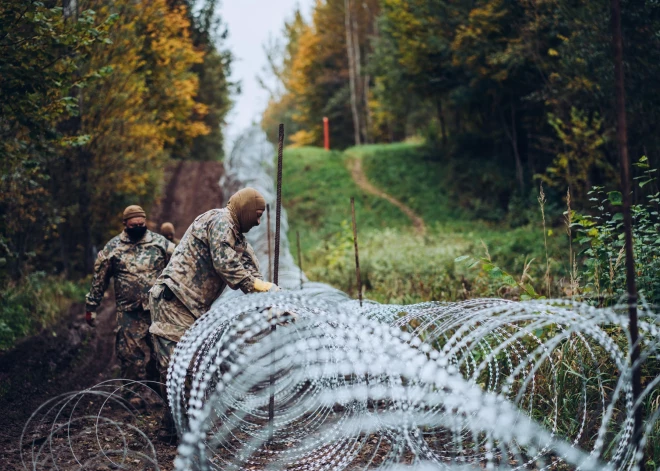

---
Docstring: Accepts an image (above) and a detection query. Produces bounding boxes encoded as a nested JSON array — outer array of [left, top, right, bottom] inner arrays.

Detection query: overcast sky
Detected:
[[221, 0, 313, 150]]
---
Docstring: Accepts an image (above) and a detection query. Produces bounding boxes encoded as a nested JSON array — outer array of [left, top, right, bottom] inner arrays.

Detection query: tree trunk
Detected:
[[454, 108, 462, 134], [437, 99, 447, 145], [499, 104, 524, 193], [344, 0, 361, 146], [351, 9, 369, 144], [511, 106, 524, 192], [610, 0, 643, 468]]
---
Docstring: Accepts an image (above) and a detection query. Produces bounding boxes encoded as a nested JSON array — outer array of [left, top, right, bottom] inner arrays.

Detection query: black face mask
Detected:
[[125, 226, 147, 241]]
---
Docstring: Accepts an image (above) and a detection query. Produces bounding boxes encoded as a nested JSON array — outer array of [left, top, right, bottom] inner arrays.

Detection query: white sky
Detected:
[[221, 0, 313, 150]]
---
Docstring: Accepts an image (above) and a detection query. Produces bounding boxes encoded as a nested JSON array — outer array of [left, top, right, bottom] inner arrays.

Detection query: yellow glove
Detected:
[[253, 279, 280, 293]]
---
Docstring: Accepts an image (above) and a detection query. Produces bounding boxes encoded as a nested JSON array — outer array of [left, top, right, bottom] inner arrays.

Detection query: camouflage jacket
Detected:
[[155, 208, 263, 319], [85, 230, 175, 313]]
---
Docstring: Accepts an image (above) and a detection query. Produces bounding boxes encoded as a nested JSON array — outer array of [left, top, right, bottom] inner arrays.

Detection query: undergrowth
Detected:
[[0, 272, 87, 350]]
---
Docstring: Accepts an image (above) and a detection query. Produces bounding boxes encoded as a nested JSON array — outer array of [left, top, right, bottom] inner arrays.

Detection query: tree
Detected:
[[169, 0, 235, 160], [262, 0, 378, 149], [0, 1, 113, 279]]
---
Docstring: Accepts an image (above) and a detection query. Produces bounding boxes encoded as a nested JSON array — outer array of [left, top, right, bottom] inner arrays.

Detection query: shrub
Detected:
[[574, 168, 660, 306], [0, 273, 87, 350]]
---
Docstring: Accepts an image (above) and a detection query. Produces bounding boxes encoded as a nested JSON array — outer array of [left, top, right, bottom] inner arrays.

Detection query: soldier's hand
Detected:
[[253, 279, 280, 293], [85, 311, 97, 327], [268, 283, 281, 293]]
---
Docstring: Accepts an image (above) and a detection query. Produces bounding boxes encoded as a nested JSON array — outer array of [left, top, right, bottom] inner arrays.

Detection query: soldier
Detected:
[[160, 222, 180, 244], [149, 188, 278, 441], [85, 205, 175, 384]]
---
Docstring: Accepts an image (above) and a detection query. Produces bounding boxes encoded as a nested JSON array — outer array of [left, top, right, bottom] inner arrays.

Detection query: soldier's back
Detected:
[[160, 209, 236, 317]]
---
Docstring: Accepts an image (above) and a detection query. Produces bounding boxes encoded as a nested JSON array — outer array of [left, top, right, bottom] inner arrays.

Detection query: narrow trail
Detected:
[[0, 160, 225, 470], [348, 155, 427, 235], [150, 161, 225, 238]]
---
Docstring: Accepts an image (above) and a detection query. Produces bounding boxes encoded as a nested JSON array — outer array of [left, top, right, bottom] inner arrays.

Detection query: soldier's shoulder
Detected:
[[195, 208, 224, 222], [193, 208, 229, 230], [147, 230, 176, 252], [104, 234, 124, 251], [148, 230, 169, 245]]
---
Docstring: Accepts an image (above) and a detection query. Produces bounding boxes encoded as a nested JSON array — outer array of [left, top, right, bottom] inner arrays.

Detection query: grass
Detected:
[[282, 147, 410, 256], [283, 144, 568, 304], [353, 142, 517, 223], [0, 272, 87, 350], [348, 143, 463, 223]]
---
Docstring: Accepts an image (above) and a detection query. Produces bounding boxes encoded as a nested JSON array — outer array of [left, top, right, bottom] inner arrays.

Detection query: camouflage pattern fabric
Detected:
[[116, 308, 158, 381], [149, 283, 195, 344], [149, 208, 263, 342], [151, 325, 178, 381], [85, 230, 175, 313]]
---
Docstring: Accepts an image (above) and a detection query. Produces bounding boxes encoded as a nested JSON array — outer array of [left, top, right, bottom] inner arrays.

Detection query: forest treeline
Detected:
[[0, 0, 233, 282], [261, 0, 660, 215]]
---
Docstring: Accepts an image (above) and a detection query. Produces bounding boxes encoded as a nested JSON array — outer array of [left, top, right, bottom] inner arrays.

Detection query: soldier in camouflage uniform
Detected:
[[160, 222, 180, 245], [85, 205, 175, 383], [150, 188, 277, 375], [149, 188, 278, 441]]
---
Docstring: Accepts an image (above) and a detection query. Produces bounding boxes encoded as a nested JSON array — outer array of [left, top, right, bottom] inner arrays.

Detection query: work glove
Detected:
[[253, 279, 281, 293], [85, 311, 96, 327]]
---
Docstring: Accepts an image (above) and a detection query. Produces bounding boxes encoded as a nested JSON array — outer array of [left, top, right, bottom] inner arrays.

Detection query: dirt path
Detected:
[[348, 156, 426, 235], [149, 161, 225, 238], [0, 160, 225, 470]]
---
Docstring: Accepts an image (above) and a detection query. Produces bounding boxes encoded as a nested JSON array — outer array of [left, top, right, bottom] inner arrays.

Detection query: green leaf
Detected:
[[502, 274, 517, 286], [608, 191, 622, 206], [454, 255, 470, 263]]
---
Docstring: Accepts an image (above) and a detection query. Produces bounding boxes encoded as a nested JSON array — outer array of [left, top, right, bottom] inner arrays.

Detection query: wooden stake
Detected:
[[350, 197, 362, 307], [269, 123, 284, 443], [296, 231, 303, 290]]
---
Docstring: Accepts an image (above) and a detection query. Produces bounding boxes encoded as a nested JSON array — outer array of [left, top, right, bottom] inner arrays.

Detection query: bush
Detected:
[[0, 273, 87, 350], [574, 162, 660, 307]]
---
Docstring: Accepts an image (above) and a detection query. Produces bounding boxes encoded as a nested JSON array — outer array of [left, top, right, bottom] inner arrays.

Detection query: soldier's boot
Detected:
[[157, 409, 178, 444]]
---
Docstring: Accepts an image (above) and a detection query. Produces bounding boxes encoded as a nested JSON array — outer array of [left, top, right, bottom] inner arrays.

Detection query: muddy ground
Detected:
[[0, 162, 225, 470]]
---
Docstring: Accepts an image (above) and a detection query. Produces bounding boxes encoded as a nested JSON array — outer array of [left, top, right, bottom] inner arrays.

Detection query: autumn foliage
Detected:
[[0, 0, 232, 281], [263, 0, 660, 216]]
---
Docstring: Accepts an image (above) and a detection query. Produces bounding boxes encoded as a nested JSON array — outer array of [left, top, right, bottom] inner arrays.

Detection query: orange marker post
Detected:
[[323, 117, 330, 151]]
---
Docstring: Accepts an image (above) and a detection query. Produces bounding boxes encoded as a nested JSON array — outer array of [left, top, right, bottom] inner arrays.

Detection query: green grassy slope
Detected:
[[348, 143, 461, 223], [282, 147, 409, 255], [282, 145, 568, 304]]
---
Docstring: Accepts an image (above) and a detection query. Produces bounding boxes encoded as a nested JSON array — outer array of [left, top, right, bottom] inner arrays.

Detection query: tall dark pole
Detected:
[[268, 124, 284, 443], [350, 197, 362, 307], [610, 0, 644, 467], [296, 231, 303, 290], [267, 204, 272, 282]]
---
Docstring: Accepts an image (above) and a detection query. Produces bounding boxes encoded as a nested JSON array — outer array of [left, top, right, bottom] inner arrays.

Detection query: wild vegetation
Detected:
[[283, 144, 660, 308], [0, 0, 233, 348], [262, 0, 660, 213]]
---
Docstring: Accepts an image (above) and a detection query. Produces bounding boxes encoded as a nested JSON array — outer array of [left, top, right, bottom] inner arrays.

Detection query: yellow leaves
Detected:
[[545, 108, 611, 199], [548, 48, 559, 57], [289, 129, 317, 148], [75, 0, 208, 236]]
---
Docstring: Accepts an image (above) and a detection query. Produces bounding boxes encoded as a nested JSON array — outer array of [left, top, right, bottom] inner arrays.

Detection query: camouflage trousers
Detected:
[[149, 286, 194, 435], [149, 284, 194, 381], [116, 308, 158, 382]]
